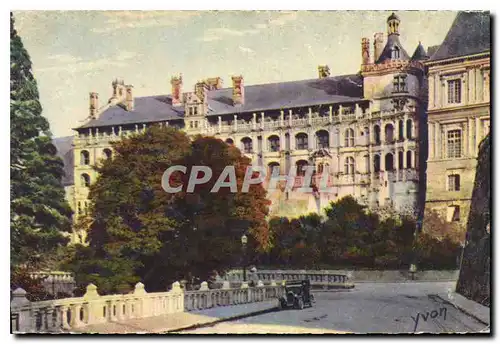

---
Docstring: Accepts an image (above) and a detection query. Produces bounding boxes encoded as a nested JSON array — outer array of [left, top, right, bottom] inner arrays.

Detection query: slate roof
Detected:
[[429, 11, 490, 61], [52, 136, 74, 187], [77, 95, 185, 129], [375, 34, 411, 64], [205, 74, 364, 116], [426, 45, 441, 58], [411, 42, 429, 61], [76, 74, 364, 128]]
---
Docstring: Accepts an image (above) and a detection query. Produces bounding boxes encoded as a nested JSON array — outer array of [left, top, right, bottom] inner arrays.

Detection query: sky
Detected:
[[13, 10, 458, 138]]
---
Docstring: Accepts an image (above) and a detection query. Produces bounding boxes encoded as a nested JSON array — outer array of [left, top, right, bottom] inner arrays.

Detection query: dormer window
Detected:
[[392, 46, 400, 60], [393, 74, 407, 93]]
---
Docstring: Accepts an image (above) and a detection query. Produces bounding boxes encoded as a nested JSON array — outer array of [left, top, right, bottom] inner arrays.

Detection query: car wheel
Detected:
[[297, 299, 304, 310]]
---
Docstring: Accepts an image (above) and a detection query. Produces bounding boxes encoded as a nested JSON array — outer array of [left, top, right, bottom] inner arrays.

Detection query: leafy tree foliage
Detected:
[[66, 126, 271, 294], [10, 13, 72, 272], [260, 196, 459, 270]]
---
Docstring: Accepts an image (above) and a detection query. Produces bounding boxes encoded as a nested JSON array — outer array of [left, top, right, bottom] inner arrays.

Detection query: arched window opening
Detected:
[[398, 151, 404, 169], [103, 148, 112, 160], [267, 135, 280, 152], [385, 153, 394, 171], [385, 124, 394, 143], [241, 137, 253, 153], [374, 125, 381, 145], [296, 160, 309, 177], [80, 150, 90, 165], [295, 133, 308, 150], [268, 162, 280, 177], [374, 155, 381, 172], [81, 173, 91, 187], [392, 46, 400, 59], [406, 151, 413, 169], [398, 120, 404, 140], [316, 130, 330, 149], [406, 119, 413, 139], [225, 138, 234, 145]]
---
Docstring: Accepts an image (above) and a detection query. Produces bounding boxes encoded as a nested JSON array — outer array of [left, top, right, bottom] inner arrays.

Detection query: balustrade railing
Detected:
[[222, 270, 354, 290], [11, 280, 284, 333]]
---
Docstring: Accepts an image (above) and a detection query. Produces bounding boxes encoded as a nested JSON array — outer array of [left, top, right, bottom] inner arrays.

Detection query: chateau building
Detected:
[[60, 12, 478, 244], [423, 12, 490, 231]]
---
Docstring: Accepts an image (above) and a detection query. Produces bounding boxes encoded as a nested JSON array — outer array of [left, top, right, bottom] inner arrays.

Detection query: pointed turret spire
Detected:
[[411, 41, 429, 60]]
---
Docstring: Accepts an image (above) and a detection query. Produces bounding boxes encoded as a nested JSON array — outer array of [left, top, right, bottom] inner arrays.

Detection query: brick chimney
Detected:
[[171, 75, 183, 107], [318, 65, 330, 79], [125, 85, 134, 111], [374, 33, 384, 63], [194, 81, 209, 104], [361, 38, 370, 65], [89, 92, 99, 119], [231, 75, 244, 106], [206, 77, 223, 90]]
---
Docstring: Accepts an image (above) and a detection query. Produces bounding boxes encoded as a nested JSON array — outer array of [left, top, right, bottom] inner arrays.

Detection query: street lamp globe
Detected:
[[241, 234, 248, 245]]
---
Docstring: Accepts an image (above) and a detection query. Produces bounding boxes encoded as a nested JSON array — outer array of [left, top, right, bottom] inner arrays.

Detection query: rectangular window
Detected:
[[393, 75, 407, 93], [447, 79, 461, 104], [448, 174, 460, 191], [447, 130, 462, 158], [193, 107, 198, 115]]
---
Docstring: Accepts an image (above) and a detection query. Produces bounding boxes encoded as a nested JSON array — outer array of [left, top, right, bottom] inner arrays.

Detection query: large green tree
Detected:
[[68, 126, 271, 294], [10, 13, 72, 272]]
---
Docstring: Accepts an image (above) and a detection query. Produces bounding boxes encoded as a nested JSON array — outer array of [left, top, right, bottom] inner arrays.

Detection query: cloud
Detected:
[[92, 11, 199, 34], [199, 11, 299, 43], [238, 45, 255, 54], [37, 51, 140, 73], [198, 27, 260, 42]]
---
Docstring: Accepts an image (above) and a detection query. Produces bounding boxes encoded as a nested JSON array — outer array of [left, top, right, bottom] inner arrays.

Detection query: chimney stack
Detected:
[[361, 38, 370, 65], [231, 75, 244, 106], [125, 85, 134, 111], [318, 65, 330, 79], [206, 77, 223, 90], [194, 81, 209, 104], [89, 92, 99, 119], [171, 75, 183, 107], [374, 33, 384, 63]]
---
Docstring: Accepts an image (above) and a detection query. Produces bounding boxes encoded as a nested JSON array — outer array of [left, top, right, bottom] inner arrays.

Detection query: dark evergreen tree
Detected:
[[10, 13, 72, 271]]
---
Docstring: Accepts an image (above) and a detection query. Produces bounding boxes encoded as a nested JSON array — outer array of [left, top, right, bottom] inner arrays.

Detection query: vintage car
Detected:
[[278, 280, 314, 310]]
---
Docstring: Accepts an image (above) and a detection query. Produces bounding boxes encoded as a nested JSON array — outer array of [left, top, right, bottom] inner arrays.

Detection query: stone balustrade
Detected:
[[222, 270, 355, 290], [29, 271, 76, 296], [11, 280, 284, 333], [183, 281, 284, 311]]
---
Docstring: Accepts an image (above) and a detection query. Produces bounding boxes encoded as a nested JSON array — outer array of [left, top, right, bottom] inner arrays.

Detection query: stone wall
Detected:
[[456, 134, 490, 306]]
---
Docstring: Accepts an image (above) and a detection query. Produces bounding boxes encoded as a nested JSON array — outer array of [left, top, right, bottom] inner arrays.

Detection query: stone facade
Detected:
[[65, 12, 490, 245], [423, 12, 490, 234], [67, 13, 432, 244]]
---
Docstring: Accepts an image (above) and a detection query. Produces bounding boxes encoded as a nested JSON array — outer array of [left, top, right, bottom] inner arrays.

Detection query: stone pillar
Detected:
[[468, 117, 474, 156], [308, 107, 312, 125], [218, 116, 222, 132], [428, 74, 435, 109], [234, 115, 237, 132], [434, 123, 440, 159], [288, 110, 293, 127], [280, 110, 284, 127], [338, 105, 343, 121], [261, 112, 265, 130], [468, 68, 475, 104], [475, 117, 481, 156], [428, 123, 434, 160], [329, 105, 333, 122], [253, 113, 257, 130]]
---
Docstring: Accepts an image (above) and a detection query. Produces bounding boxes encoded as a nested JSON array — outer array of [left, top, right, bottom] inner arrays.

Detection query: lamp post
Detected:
[[241, 234, 248, 282]]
